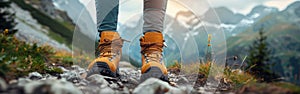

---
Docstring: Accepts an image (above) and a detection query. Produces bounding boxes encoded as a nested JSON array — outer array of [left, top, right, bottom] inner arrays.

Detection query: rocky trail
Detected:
[[0, 62, 233, 94]]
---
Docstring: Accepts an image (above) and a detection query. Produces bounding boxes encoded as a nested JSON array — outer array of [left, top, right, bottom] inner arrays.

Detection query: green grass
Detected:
[[272, 82, 300, 93], [0, 33, 74, 81], [174, 61, 257, 89], [47, 30, 67, 44], [57, 19, 75, 31], [238, 82, 300, 93]]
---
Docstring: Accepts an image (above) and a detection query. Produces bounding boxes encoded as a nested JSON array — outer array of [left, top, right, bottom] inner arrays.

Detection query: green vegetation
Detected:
[[11, 0, 73, 45], [223, 9, 300, 85], [47, 30, 68, 44], [0, 33, 63, 81], [176, 61, 257, 89], [0, 0, 75, 81], [57, 19, 75, 32], [246, 28, 279, 82], [238, 82, 300, 93], [272, 82, 300, 93]]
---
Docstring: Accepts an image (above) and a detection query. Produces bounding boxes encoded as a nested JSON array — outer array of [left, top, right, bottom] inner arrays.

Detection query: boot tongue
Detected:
[[140, 32, 164, 64], [100, 31, 120, 42], [142, 32, 164, 43], [98, 31, 122, 58]]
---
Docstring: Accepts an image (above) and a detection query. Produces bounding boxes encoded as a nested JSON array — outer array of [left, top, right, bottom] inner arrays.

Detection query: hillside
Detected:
[[10, 0, 74, 50], [223, 1, 300, 85]]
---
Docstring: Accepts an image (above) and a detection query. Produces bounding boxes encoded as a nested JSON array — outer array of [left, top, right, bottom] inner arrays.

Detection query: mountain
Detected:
[[117, 3, 293, 67], [119, 1, 300, 84], [203, 7, 245, 24], [52, 0, 96, 39], [10, 0, 75, 52], [247, 5, 279, 19], [281, 1, 300, 26], [15, 0, 299, 83], [201, 5, 281, 38], [223, 1, 300, 85]]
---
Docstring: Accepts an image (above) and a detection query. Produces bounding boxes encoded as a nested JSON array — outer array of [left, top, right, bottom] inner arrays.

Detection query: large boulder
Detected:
[[133, 78, 187, 94], [23, 79, 82, 94]]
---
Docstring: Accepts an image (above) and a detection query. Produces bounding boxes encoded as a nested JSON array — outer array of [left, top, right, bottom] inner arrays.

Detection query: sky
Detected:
[[79, 0, 297, 23], [208, 0, 297, 14]]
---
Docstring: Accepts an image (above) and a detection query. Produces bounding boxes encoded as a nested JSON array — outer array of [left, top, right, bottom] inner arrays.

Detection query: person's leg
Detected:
[[140, 0, 169, 82], [88, 0, 122, 78], [143, 0, 167, 33], [96, 0, 119, 32]]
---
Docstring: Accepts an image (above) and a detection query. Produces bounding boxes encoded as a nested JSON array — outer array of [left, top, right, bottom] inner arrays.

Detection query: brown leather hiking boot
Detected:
[[87, 31, 123, 77], [140, 32, 169, 82]]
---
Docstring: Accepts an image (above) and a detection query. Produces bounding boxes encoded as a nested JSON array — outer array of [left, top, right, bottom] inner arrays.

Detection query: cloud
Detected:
[[80, 0, 297, 24], [264, 0, 296, 10], [207, 0, 296, 14]]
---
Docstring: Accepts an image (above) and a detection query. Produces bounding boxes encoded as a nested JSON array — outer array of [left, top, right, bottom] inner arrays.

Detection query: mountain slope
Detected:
[[224, 1, 300, 85], [11, 0, 73, 44]]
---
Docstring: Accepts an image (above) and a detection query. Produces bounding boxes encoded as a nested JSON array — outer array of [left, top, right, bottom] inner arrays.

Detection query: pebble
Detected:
[[133, 78, 185, 94], [28, 72, 43, 80], [4, 64, 234, 94], [0, 78, 7, 92]]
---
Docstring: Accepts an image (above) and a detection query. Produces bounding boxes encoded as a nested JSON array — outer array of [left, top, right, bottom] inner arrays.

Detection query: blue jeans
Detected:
[[96, 0, 168, 34]]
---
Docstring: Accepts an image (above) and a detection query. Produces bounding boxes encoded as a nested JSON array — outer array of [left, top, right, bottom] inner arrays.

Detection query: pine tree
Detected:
[[0, 0, 17, 34], [246, 28, 279, 82]]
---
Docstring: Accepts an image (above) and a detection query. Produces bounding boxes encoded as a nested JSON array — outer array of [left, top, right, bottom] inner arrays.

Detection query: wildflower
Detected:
[[208, 34, 212, 46], [15, 47, 19, 52], [4, 29, 8, 34], [37, 48, 40, 52]]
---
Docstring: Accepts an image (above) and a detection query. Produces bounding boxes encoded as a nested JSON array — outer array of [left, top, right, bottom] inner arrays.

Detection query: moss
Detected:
[[46, 67, 63, 75]]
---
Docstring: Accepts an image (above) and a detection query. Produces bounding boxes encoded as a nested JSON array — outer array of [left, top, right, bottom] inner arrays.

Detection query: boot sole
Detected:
[[88, 62, 118, 78], [140, 67, 169, 83]]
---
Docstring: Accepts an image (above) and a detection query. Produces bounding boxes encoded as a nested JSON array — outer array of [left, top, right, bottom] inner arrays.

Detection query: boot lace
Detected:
[[97, 38, 127, 60], [141, 43, 165, 64]]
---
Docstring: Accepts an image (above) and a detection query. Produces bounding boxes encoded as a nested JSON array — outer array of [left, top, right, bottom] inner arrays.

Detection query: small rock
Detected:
[[0, 78, 7, 92], [45, 74, 58, 80], [18, 78, 32, 87], [50, 80, 82, 94], [99, 87, 115, 94], [58, 66, 69, 72], [86, 74, 109, 87], [9, 79, 18, 84], [72, 65, 87, 79], [133, 78, 185, 94], [128, 78, 139, 85], [177, 76, 189, 83], [109, 83, 119, 89], [23, 79, 82, 94], [119, 61, 135, 68], [60, 70, 80, 83], [28, 72, 43, 80]]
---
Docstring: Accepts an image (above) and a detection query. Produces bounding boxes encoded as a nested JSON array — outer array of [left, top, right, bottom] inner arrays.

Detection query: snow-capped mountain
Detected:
[[200, 5, 281, 38], [117, 3, 294, 66], [49, 0, 300, 70]]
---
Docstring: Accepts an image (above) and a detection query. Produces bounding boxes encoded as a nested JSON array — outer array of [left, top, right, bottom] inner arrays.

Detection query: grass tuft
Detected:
[[0, 33, 71, 81]]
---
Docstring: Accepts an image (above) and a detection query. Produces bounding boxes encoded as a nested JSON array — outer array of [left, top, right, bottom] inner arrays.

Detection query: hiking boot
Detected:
[[140, 32, 169, 82], [87, 31, 123, 78]]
